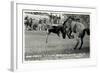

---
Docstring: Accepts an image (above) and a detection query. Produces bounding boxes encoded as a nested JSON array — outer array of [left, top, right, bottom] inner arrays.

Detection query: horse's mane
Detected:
[[62, 16, 77, 26], [62, 16, 71, 26]]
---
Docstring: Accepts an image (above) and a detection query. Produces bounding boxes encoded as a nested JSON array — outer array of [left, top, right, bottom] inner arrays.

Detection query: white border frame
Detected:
[[11, 1, 97, 72]]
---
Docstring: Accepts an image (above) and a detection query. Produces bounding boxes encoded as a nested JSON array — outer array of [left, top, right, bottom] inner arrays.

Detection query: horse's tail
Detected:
[[83, 28, 90, 35]]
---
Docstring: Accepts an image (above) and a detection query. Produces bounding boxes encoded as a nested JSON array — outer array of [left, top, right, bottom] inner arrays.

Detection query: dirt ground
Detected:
[[24, 31, 90, 61]]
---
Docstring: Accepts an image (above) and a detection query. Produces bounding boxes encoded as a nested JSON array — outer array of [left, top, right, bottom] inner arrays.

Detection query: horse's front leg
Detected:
[[66, 31, 71, 39], [66, 30, 73, 39], [68, 30, 74, 39], [57, 31, 60, 37]]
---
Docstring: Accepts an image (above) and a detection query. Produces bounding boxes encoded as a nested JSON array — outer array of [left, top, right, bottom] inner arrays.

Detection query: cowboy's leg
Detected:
[[46, 29, 51, 43]]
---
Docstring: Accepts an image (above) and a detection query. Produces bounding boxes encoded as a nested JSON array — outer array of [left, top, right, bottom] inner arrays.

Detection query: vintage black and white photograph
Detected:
[[23, 10, 90, 61]]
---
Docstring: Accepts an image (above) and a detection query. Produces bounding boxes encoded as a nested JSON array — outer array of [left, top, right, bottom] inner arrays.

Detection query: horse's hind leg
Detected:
[[78, 31, 85, 50], [79, 38, 83, 50], [74, 38, 80, 50]]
